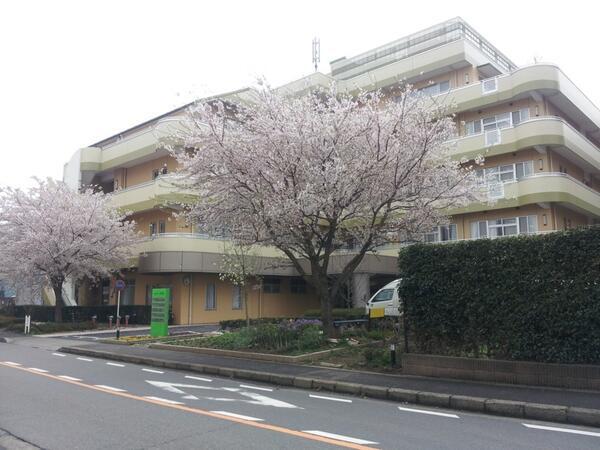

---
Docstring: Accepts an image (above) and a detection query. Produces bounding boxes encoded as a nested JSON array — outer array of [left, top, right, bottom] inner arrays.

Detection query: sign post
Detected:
[[115, 279, 126, 339], [150, 288, 170, 337]]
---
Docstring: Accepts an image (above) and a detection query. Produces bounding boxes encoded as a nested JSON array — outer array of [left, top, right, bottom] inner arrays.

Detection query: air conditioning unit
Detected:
[[482, 77, 498, 94], [485, 129, 501, 146]]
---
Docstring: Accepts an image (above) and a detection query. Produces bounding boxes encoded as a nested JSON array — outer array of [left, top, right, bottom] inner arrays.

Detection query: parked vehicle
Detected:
[[365, 279, 402, 317]]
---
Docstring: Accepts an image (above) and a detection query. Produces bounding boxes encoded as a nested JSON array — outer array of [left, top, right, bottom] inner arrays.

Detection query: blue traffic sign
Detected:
[[115, 279, 126, 291]]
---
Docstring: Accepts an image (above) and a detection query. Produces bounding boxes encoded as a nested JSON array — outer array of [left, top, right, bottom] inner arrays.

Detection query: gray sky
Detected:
[[1, 0, 598, 188]]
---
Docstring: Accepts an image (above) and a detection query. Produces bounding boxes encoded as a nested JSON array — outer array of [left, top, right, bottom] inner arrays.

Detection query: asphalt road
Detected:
[[1, 338, 599, 450]]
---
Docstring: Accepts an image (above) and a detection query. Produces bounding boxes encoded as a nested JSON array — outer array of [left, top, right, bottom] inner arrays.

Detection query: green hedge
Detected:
[[398, 228, 600, 364], [303, 308, 366, 319]]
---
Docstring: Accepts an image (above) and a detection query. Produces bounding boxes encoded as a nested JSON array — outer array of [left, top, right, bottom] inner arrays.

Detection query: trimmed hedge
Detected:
[[12, 305, 153, 324], [398, 227, 600, 364], [303, 308, 366, 320]]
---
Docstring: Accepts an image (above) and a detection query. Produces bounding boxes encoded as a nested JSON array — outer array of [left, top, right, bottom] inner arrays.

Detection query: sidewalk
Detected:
[[60, 342, 600, 427]]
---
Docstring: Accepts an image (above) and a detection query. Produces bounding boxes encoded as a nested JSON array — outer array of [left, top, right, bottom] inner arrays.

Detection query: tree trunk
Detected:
[[52, 280, 64, 323], [243, 286, 250, 328], [316, 276, 334, 338]]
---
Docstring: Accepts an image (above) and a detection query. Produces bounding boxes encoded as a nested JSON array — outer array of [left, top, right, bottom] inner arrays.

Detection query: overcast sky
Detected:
[[1, 0, 598, 188]]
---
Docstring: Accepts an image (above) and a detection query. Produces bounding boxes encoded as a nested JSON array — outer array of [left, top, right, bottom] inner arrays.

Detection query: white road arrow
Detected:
[[145, 380, 299, 409]]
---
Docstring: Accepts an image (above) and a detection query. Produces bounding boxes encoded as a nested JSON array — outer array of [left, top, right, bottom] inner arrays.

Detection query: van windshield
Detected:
[[371, 289, 394, 302]]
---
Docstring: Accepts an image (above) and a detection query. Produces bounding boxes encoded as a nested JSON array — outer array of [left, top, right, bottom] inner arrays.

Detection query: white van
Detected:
[[365, 279, 402, 317]]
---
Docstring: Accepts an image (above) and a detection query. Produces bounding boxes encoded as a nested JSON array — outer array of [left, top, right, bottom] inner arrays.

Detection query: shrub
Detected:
[[399, 227, 600, 364], [302, 308, 366, 320]]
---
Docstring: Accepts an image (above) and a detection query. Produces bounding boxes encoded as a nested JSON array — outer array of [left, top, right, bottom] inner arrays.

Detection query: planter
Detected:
[[149, 342, 348, 363], [401, 353, 600, 390]]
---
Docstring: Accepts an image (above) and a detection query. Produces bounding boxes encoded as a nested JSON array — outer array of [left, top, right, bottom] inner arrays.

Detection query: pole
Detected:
[[116, 290, 121, 340]]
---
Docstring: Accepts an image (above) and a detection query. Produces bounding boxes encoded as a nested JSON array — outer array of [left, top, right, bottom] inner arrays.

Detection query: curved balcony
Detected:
[[453, 172, 600, 217], [453, 117, 600, 172], [440, 64, 600, 134], [109, 176, 196, 212]]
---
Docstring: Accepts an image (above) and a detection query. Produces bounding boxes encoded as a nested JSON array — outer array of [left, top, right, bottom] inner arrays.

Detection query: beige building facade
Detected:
[[64, 17, 600, 323]]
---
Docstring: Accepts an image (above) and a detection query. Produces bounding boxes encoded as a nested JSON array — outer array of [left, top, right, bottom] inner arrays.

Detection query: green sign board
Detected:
[[150, 288, 170, 337]]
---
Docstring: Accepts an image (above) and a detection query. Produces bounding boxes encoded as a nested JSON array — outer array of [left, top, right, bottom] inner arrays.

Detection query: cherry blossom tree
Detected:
[[169, 84, 482, 336], [0, 179, 139, 322]]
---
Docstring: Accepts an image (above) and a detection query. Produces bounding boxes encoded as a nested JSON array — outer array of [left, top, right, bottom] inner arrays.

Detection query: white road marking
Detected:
[[144, 396, 184, 405], [106, 362, 125, 367], [302, 430, 378, 445], [142, 368, 164, 374], [3, 361, 21, 366], [183, 395, 199, 400], [523, 423, 600, 437], [239, 384, 273, 392], [222, 387, 241, 392], [211, 411, 263, 422], [58, 375, 82, 381], [397, 406, 459, 418], [52, 353, 66, 357], [76, 357, 93, 362], [309, 394, 352, 403], [95, 385, 127, 392], [185, 375, 212, 382], [28, 368, 48, 373]]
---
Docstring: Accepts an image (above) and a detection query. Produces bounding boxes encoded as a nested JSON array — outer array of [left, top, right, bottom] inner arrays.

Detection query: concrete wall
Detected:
[[402, 353, 600, 390]]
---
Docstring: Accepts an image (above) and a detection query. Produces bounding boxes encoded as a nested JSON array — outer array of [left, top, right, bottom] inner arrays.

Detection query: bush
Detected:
[[399, 227, 600, 364], [302, 308, 366, 320], [12, 305, 152, 324], [219, 317, 292, 330]]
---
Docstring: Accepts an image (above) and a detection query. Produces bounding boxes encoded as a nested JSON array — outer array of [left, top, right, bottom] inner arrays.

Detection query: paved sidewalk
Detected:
[[60, 342, 600, 410]]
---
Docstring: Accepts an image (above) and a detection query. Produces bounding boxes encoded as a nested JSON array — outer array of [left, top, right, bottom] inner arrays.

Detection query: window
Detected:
[[470, 215, 538, 239], [476, 161, 534, 198], [149, 222, 157, 236], [512, 108, 530, 125], [263, 277, 281, 294], [418, 80, 450, 96], [464, 109, 530, 137], [482, 77, 498, 94], [371, 289, 394, 302], [424, 224, 457, 243], [205, 283, 216, 310], [159, 220, 166, 234], [290, 277, 307, 294], [232, 285, 242, 309]]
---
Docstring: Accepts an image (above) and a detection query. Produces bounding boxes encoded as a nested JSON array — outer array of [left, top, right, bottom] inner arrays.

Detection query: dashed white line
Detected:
[[3, 361, 21, 366], [185, 375, 212, 382], [76, 357, 93, 362], [302, 430, 378, 445], [211, 411, 263, 422], [398, 406, 459, 418], [95, 385, 127, 392], [523, 423, 600, 437], [239, 384, 273, 392], [106, 362, 125, 367], [183, 395, 199, 400], [144, 396, 184, 405], [309, 394, 352, 403], [142, 368, 164, 374], [28, 368, 48, 373], [52, 353, 66, 357], [58, 375, 82, 381]]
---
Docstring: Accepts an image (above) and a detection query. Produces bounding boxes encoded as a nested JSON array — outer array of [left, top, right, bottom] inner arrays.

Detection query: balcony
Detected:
[[453, 172, 600, 217], [439, 64, 600, 137], [109, 176, 195, 212], [453, 117, 600, 172]]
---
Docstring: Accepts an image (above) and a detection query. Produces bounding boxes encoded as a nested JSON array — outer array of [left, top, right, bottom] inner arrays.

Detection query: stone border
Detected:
[[58, 345, 600, 428], [148, 342, 349, 363]]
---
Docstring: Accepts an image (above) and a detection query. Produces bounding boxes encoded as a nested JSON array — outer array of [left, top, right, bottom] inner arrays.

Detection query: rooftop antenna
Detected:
[[312, 37, 320, 72]]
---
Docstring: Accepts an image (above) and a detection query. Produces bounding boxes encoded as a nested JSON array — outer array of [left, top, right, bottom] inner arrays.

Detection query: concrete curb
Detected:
[[58, 346, 600, 429]]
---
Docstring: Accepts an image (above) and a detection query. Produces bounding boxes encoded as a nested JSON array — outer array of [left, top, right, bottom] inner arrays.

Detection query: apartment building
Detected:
[[64, 17, 600, 322]]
